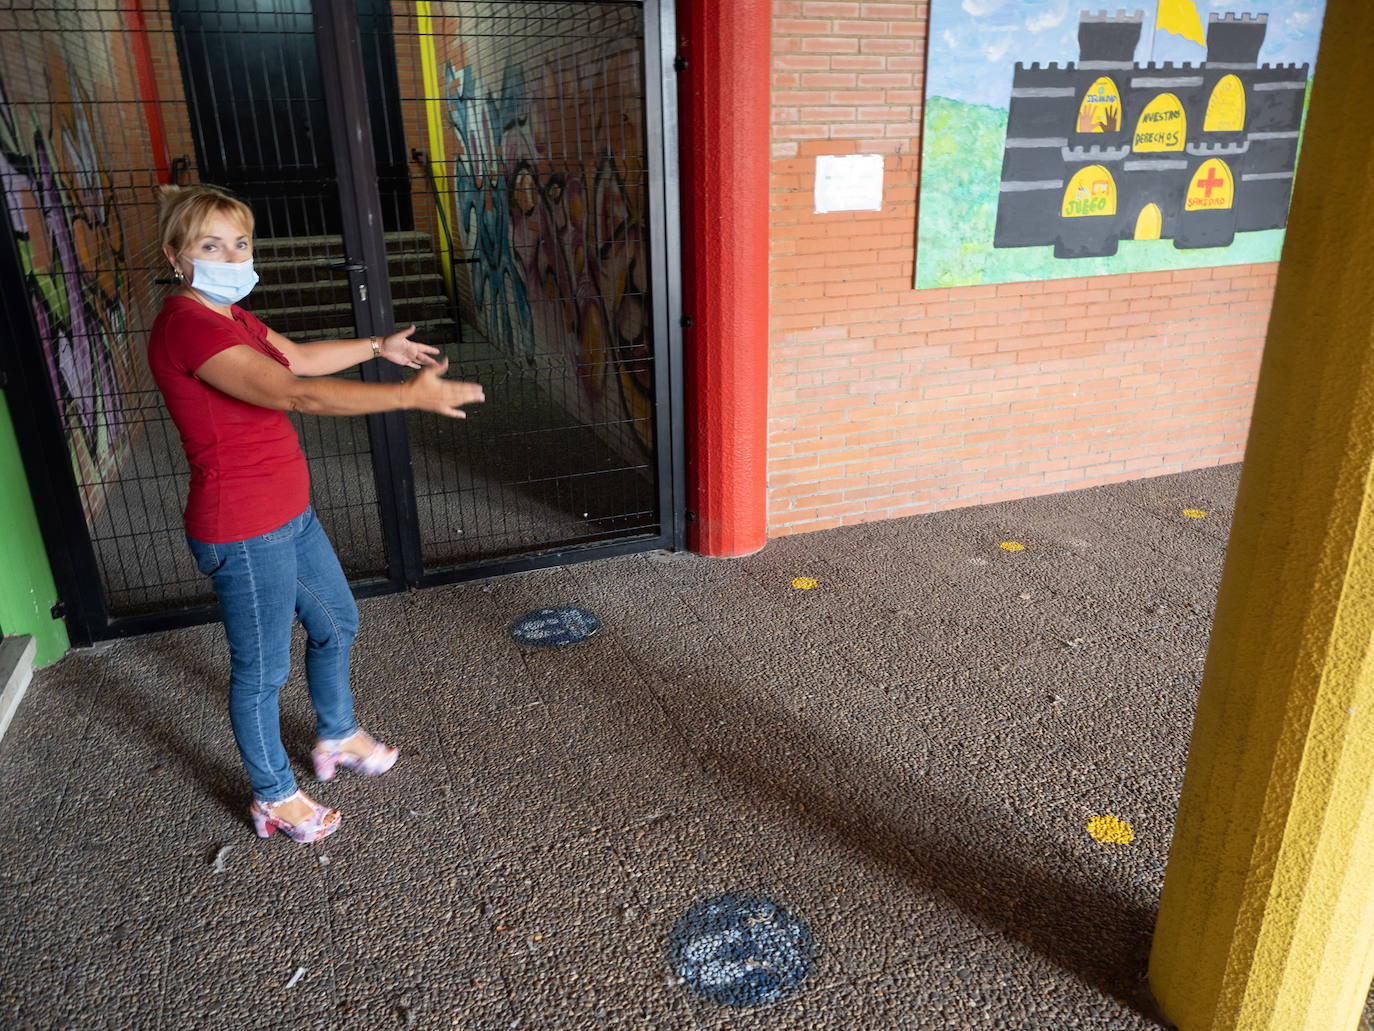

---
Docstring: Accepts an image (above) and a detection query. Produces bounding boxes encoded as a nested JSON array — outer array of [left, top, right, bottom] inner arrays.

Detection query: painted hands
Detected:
[[379, 324, 441, 369]]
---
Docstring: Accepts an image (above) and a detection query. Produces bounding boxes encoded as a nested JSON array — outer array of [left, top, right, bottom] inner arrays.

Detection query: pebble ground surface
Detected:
[[4, 464, 1368, 1030]]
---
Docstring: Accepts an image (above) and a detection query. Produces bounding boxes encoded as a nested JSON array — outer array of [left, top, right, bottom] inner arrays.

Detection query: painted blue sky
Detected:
[[930, 0, 1327, 108]]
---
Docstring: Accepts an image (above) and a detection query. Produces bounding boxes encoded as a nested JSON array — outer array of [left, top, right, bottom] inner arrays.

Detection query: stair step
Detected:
[[254, 249, 446, 271], [286, 317, 463, 346], [255, 253, 447, 284], [252, 273, 447, 306], [250, 294, 454, 321], [251, 230, 434, 261], [247, 300, 458, 344], [255, 259, 453, 296]]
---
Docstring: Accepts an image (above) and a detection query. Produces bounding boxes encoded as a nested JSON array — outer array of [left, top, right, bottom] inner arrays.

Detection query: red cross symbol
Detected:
[[1196, 164, 1225, 198]]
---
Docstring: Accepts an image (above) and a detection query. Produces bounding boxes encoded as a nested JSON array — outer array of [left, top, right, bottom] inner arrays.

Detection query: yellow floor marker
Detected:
[[791, 577, 817, 590], [1182, 509, 1207, 519], [999, 541, 1024, 552], [1087, 814, 1135, 845]]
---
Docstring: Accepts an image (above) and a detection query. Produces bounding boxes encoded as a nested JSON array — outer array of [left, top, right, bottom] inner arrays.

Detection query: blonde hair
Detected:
[[157, 184, 254, 257]]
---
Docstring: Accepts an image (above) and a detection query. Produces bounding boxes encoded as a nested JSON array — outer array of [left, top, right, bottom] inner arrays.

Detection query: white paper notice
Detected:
[[814, 154, 884, 214]]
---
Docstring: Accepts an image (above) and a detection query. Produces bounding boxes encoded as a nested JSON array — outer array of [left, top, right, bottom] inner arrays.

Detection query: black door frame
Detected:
[[314, 0, 425, 590], [0, 220, 108, 648], [0, 0, 684, 646]]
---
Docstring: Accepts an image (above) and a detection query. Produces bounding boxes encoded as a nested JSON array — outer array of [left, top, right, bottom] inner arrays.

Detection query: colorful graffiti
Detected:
[[442, 41, 653, 452], [0, 54, 138, 511]]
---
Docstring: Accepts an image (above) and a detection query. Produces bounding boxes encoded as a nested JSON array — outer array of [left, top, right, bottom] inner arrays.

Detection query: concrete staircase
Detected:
[[247, 231, 461, 346]]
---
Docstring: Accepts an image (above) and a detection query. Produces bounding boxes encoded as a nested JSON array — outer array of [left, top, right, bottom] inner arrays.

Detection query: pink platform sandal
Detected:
[[312, 729, 398, 783], [250, 790, 341, 843]]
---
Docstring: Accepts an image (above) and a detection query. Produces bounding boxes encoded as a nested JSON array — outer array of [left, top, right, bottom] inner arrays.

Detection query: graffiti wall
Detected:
[[0, 18, 156, 523], [424, 2, 654, 459]]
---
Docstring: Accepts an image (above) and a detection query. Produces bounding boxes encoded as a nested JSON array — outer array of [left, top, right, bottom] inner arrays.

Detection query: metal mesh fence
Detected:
[[394, 2, 659, 566], [0, 0, 663, 628]]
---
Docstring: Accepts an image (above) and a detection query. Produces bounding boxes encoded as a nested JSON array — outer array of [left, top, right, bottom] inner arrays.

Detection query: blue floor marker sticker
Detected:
[[670, 894, 814, 1007], [509, 607, 600, 647]]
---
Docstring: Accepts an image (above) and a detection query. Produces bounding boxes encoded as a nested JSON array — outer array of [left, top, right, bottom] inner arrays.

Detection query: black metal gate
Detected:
[[168, 0, 413, 236], [0, 0, 683, 645]]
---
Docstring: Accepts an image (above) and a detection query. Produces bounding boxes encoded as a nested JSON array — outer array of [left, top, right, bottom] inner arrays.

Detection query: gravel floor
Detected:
[[6, 462, 1366, 1029]]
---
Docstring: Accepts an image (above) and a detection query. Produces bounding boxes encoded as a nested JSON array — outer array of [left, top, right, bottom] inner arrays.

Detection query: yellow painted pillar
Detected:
[[1147, 4, 1374, 1029]]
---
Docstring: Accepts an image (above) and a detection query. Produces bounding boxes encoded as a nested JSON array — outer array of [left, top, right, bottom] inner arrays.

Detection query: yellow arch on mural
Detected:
[[1135, 203, 1162, 239], [1185, 159, 1235, 211], [1134, 93, 1186, 152], [1204, 74, 1246, 132], [1062, 165, 1117, 217], [1077, 77, 1122, 133], [416, 0, 455, 297]]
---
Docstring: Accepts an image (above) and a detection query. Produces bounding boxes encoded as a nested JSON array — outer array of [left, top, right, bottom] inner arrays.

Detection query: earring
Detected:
[[171, 266, 185, 283]]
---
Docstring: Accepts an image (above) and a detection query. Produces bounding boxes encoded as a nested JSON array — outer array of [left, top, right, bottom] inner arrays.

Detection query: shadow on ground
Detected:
[[1, 465, 1262, 1029], [680, 684, 1168, 1022]]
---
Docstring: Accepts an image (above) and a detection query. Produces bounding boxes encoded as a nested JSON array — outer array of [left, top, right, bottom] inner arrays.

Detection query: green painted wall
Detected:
[[0, 391, 68, 666]]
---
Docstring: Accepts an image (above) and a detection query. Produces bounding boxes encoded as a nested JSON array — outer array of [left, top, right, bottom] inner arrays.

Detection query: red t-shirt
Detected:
[[148, 296, 309, 543]]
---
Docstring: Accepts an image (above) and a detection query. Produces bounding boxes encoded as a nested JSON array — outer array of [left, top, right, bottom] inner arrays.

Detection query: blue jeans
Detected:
[[187, 506, 359, 803]]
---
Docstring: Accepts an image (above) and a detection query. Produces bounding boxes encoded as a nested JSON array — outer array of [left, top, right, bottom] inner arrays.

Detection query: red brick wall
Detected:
[[767, 1, 1272, 535]]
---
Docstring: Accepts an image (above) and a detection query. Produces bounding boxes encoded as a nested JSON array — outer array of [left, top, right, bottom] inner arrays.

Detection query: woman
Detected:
[[148, 184, 484, 844]]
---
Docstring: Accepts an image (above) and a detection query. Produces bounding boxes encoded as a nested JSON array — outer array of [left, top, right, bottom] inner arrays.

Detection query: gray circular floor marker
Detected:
[[509, 607, 600, 647], [670, 894, 814, 1007]]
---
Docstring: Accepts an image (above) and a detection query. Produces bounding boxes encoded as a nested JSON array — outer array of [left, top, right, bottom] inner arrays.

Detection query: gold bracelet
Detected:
[[370, 335, 380, 357]]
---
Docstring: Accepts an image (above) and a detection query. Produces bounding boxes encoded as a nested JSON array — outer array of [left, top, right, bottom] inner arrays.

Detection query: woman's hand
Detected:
[[379, 325, 441, 369], [401, 358, 485, 418]]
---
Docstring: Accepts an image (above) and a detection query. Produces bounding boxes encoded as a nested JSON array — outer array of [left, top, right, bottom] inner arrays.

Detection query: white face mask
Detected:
[[189, 257, 259, 306]]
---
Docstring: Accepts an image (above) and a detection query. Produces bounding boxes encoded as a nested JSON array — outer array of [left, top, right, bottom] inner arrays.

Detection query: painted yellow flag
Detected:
[[1157, 0, 1206, 46]]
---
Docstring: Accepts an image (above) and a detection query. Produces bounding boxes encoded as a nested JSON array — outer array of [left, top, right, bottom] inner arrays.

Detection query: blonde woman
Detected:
[[148, 184, 483, 843]]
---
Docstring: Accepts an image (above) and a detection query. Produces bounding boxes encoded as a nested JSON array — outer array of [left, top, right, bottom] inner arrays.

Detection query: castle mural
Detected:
[[996, 11, 1306, 257], [916, 1, 1327, 289]]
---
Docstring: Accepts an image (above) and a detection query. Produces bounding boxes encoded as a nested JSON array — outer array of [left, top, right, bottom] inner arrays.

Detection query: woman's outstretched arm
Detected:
[[195, 344, 483, 418], [265, 324, 440, 377]]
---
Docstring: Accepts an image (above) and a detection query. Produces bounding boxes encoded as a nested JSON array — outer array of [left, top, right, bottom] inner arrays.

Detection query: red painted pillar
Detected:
[[679, 0, 770, 556]]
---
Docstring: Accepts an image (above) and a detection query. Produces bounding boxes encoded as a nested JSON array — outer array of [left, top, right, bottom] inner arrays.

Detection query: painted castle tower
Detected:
[[994, 9, 1308, 258]]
